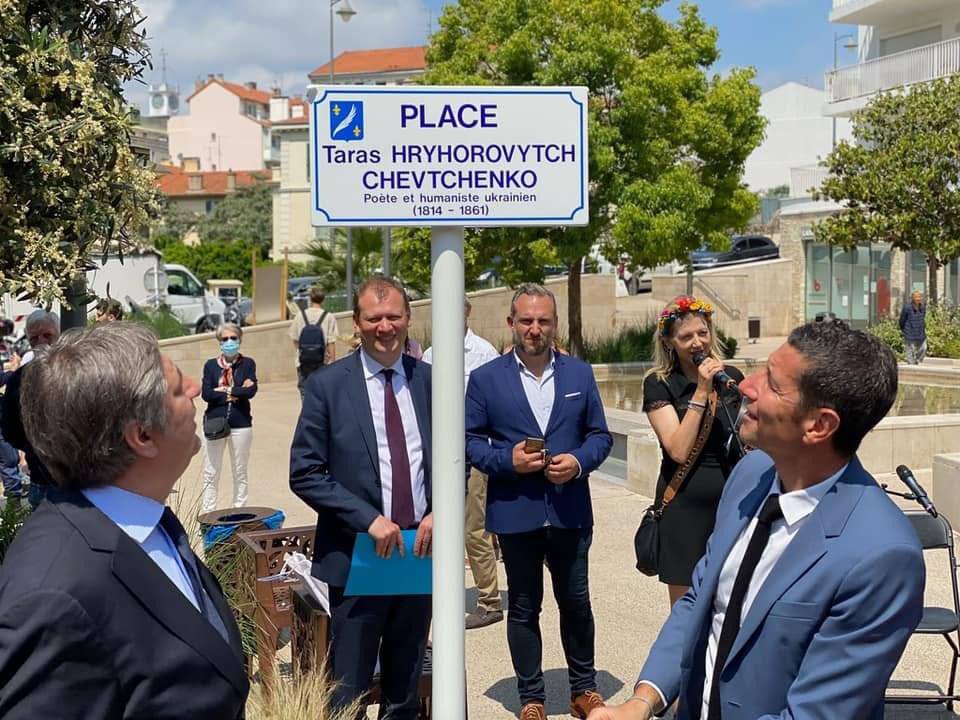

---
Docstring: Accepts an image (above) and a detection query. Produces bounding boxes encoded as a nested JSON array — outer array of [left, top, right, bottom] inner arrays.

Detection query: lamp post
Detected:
[[832, 32, 857, 148], [329, 0, 356, 298], [329, 0, 357, 83]]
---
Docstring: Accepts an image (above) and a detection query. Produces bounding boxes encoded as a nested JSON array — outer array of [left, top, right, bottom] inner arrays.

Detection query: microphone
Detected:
[[692, 352, 740, 393], [896, 464, 937, 517]]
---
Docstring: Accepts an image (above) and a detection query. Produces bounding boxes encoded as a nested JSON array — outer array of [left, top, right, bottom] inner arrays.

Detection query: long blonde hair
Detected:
[[647, 295, 725, 381]]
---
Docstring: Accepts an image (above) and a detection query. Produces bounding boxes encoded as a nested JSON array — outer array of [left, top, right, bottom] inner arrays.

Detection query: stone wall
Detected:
[[650, 258, 794, 340], [162, 274, 617, 382]]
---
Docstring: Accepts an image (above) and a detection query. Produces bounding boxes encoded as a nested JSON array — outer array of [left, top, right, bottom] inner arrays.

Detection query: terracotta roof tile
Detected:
[[186, 78, 274, 105], [309, 46, 426, 79], [155, 167, 272, 197]]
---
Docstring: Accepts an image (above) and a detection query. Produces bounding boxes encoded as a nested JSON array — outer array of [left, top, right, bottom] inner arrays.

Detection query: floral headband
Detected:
[[658, 296, 713, 337]]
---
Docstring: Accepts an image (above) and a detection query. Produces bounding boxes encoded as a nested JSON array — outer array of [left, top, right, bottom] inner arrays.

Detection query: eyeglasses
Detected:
[[221, 336, 240, 341]]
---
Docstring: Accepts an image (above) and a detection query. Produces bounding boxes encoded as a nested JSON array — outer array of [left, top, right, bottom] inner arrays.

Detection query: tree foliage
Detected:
[[425, 0, 764, 355], [198, 180, 274, 254], [161, 240, 264, 294], [302, 228, 383, 293], [815, 77, 960, 301], [0, 0, 159, 306]]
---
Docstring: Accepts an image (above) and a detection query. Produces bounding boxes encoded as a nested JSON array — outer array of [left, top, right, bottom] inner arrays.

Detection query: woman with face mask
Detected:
[[200, 323, 258, 513]]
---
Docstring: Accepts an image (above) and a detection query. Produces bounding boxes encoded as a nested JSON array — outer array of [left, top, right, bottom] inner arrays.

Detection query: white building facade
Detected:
[[743, 82, 851, 194]]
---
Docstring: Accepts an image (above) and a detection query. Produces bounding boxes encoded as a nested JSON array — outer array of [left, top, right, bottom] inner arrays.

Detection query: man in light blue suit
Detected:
[[592, 321, 924, 720], [466, 283, 612, 720]]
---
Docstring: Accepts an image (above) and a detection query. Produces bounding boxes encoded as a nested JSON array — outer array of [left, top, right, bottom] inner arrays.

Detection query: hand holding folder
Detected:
[[346, 530, 432, 596]]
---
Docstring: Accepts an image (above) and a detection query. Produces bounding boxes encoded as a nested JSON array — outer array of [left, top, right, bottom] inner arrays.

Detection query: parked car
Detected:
[[287, 276, 323, 310], [689, 235, 779, 270]]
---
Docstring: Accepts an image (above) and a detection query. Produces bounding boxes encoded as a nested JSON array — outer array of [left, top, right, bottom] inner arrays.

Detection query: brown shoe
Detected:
[[570, 690, 605, 718], [519, 701, 546, 720], [465, 608, 504, 630]]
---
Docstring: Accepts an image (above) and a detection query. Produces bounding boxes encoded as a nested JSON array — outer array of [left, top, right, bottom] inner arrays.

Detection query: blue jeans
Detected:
[[498, 526, 597, 704], [0, 433, 22, 498]]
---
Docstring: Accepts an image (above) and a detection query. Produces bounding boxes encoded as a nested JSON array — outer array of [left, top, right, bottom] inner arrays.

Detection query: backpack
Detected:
[[298, 308, 328, 376]]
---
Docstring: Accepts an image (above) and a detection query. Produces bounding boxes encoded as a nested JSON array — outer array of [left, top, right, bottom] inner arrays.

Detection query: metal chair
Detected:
[[885, 511, 960, 711]]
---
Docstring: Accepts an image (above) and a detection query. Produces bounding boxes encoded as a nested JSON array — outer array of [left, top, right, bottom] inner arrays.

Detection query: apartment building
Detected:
[[272, 47, 427, 261], [772, 0, 960, 329], [167, 75, 308, 172]]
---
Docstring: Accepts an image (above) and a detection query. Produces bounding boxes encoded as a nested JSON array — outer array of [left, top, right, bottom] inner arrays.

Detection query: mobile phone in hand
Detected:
[[524, 437, 545, 453]]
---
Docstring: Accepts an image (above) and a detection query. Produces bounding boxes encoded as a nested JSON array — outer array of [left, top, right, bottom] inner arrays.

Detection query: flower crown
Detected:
[[658, 296, 713, 336]]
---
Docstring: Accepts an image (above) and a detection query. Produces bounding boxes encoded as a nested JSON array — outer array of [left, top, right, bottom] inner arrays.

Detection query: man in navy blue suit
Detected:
[[591, 321, 924, 720], [290, 276, 433, 719], [466, 283, 612, 720]]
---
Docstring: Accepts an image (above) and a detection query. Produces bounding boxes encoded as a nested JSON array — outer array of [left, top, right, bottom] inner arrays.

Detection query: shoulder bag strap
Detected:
[[655, 390, 718, 515]]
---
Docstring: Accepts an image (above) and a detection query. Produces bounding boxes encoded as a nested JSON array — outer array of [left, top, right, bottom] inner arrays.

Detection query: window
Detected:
[[880, 26, 941, 57], [210, 132, 216, 141], [167, 270, 203, 297], [205, 199, 215, 213]]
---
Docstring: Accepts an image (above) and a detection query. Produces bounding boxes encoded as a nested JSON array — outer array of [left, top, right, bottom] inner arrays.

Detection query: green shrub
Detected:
[[716, 328, 738, 359], [870, 305, 960, 360], [0, 498, 32, 564], [128, 305, 189, 339], [926, 305, 960, 358], [582, 323, 655, 364]]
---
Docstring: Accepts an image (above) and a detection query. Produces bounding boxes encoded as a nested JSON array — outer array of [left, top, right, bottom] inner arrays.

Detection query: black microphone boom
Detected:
[[692, 352, 740, 393], [896, 464, 937, 517]]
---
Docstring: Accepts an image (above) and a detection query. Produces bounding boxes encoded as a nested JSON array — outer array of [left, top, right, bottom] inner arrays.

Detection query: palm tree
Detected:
[[303, 228, 383, 293]]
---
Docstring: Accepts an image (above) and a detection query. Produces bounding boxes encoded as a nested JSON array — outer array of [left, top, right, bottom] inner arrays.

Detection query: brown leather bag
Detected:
[[634, 392, 718, 576]]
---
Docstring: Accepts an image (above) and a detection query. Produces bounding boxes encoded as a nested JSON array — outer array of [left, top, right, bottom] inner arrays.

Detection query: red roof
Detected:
[[155, 167, 271, 197], [309, 46, 426, 79], [186, 78, 274, 105]]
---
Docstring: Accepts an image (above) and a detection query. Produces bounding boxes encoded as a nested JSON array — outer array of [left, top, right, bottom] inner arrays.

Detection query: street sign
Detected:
[[308, 85, 589, 227]]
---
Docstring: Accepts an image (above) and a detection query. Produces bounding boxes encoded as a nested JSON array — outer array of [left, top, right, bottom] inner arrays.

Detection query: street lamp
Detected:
[[329, 0, 357, 83], [832, 32, 857, 148], [329, 0, 357, 295]]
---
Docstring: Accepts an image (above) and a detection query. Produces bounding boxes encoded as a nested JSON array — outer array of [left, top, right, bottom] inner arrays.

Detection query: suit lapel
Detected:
[[346, 351, 380, 481], [504, 353, 545, 435], [723, 462, 865, 671], [111, 537, 249, 694], [55, 494, 248, 695], [683, 467, 776, 669], [544, 354, 565, 436]]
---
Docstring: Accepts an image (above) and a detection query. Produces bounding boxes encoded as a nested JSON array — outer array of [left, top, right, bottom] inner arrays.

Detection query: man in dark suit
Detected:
[[592, 321, 924, 720], [466, 283, 613, 720], [290, 275, 433, 719], [0, 322, 248, 719]]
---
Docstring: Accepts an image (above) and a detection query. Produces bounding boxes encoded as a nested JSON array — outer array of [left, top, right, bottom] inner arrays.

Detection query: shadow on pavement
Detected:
[[484, 668, 624, 716]]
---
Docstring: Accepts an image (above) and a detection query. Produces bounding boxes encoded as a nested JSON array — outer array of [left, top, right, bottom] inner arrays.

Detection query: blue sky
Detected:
[[127, 0, 856, 111]]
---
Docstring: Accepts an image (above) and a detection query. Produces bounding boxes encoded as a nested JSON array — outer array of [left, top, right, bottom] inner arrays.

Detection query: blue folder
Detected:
[[345, 530, 432, 596]]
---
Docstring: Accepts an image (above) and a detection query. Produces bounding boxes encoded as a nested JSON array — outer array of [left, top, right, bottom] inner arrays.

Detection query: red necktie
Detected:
[[382, 369, 414, 528]]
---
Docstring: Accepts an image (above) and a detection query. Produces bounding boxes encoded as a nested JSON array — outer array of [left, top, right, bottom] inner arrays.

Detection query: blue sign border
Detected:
[[311, 88, 586, 224]]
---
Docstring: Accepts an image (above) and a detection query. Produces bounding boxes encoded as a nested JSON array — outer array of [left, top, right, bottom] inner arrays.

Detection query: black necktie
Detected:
[[708, 494, 783, 720], [382, 369, 415, 528], [159, 508, 230, 643]]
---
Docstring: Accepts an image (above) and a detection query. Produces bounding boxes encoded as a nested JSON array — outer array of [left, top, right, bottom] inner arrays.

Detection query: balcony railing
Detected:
[[826, 35, 960, 103]]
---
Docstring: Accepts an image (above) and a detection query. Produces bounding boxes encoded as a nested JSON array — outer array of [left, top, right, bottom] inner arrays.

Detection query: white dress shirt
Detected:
[[82, 486, 201, 611], [640, 464, 848, 714], [422, 327, 499, 389], [515, 350, 556, 435], [360, 348, 428, 523]]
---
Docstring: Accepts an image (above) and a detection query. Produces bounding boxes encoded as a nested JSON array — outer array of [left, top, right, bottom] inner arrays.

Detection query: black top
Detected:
[[202, 356, 258, 429], [642, 364, 745, 480], [1, 365, 54, 486]]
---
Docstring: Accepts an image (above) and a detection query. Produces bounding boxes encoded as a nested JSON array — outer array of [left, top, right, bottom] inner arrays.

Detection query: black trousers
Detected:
[[498, 526, 597, 705], [328, 587, 432, 720]]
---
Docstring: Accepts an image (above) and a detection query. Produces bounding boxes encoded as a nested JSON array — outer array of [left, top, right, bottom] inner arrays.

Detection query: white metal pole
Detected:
[[430, 225, 466, 720]]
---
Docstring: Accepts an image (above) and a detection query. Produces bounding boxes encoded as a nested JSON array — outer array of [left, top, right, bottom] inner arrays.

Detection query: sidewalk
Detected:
[[178, 380, 960, 719]]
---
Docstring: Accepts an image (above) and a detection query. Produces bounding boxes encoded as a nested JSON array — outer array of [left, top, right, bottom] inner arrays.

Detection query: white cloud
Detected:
[[126, 0, 432, 111]]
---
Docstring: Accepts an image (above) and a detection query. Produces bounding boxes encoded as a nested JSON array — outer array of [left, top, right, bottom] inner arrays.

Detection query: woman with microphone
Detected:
[[640, 296, 744, 604]]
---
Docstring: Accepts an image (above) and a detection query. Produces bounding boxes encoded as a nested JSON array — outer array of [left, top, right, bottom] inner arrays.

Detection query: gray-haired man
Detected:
[[1, 309, 60, 502], [0, 322, 248, 718]]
